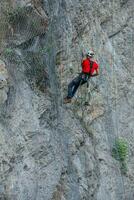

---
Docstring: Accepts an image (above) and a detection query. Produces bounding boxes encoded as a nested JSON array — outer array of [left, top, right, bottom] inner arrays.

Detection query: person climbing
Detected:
[[64, 50, 99, 104]]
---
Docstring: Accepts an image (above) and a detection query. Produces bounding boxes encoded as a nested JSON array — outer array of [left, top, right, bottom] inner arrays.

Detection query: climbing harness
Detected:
[[77, 58, 96, 105]]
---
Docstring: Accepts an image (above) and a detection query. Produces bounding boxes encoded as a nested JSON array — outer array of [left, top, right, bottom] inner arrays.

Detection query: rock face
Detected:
[[0, 0, 133, 200], [0, 60, 9, 105]]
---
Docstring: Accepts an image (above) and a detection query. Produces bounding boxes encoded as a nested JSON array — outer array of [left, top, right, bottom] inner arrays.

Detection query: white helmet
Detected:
[[87, 50, 94, 57]]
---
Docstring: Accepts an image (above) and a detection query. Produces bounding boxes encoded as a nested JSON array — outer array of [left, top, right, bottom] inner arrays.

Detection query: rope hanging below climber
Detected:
[[64, 50, 99, 104]]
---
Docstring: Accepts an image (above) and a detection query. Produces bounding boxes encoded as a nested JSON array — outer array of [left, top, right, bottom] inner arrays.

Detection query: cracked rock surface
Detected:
[[0, 0, 133, 200]]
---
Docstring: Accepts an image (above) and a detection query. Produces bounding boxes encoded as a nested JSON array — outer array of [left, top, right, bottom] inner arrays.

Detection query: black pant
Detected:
[[67, 73, 89, 98]]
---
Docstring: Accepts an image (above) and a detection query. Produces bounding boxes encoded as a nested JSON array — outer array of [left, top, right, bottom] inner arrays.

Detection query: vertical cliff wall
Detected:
[[0, 0, 133, 200]]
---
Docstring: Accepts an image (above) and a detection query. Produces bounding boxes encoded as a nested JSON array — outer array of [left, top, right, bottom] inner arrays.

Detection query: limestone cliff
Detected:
[[0, 0, 133, 200]]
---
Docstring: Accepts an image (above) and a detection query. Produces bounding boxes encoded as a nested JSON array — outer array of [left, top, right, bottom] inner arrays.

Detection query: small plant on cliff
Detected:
[[112, 138, 128, 174], [4, 47, 14, 55]]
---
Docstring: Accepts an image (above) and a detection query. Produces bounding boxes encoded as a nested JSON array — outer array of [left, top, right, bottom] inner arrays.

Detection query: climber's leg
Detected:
[[68, 75, 82, 98], [64, 75, 81, 103], [64, 74, 89, 104]]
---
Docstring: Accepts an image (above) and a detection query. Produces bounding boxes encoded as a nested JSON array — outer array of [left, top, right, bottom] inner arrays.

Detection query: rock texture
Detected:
[[0, 60, 9, 106], [0, 0, 133, 200]]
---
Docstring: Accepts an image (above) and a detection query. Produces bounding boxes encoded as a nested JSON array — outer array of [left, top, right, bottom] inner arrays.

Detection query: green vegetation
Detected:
[[3, 47, 14, 56], [112, 138, 128, 161], [112, 138, 128, 174]]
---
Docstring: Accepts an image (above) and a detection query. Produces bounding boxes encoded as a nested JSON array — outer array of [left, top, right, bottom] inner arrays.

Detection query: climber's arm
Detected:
[[95, 68, 99, 75], [91, 68, 99, 77]]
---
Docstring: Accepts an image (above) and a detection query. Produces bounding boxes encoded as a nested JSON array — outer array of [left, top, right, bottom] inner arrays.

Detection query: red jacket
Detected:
[[82, 58, 99, 75]]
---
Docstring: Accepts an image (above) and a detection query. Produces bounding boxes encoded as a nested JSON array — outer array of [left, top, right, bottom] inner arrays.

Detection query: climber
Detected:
[[64, 50, 99, 104]]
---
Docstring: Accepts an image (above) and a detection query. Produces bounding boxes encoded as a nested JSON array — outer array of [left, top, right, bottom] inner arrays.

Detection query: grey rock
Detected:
[[0, 0, 133, 200], [0, 60, 9, 106]]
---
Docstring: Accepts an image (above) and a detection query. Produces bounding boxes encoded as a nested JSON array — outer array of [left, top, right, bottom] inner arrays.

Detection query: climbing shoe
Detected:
[[63, 97, 72, 104]]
